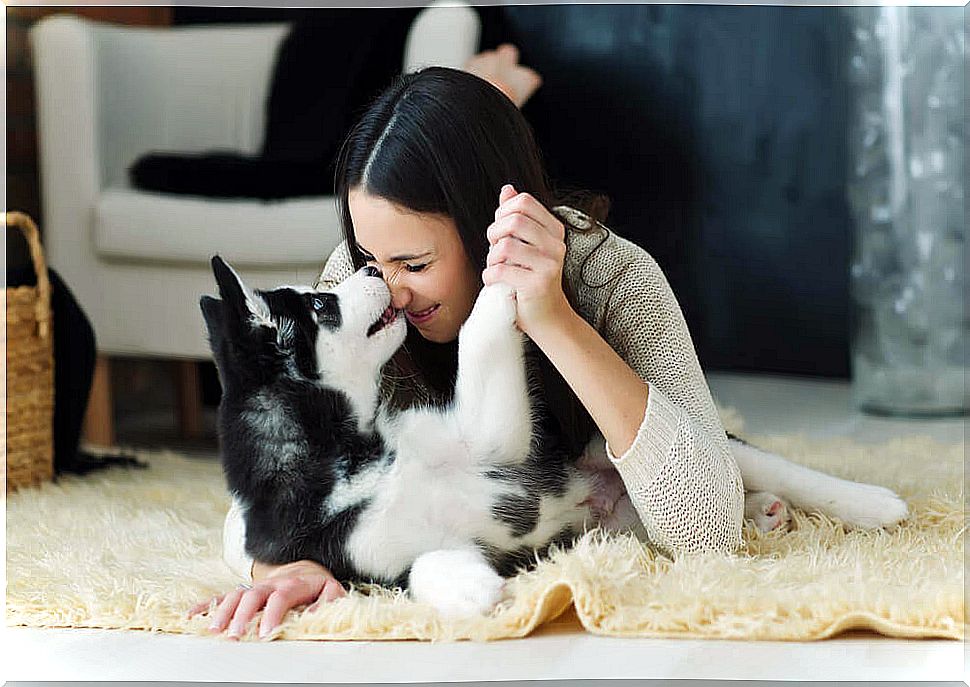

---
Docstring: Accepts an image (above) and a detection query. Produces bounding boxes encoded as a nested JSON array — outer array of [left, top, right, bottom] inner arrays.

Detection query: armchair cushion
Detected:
[[129, 9, 422, 200], [94, 188, 339, 267]]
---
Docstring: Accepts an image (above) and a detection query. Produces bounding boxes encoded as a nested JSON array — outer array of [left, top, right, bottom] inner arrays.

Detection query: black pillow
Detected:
[[129, 9, 422, 199]]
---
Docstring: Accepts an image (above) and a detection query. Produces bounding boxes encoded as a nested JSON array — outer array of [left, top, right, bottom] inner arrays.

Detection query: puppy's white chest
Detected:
[[345, 413, 502, 580]]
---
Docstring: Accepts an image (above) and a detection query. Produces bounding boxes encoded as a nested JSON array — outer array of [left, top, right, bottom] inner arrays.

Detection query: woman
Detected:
[[194, 50, 746, 640]]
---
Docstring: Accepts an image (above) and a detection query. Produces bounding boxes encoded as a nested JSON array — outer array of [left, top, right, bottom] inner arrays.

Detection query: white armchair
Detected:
[[30, 4, 480, 444]]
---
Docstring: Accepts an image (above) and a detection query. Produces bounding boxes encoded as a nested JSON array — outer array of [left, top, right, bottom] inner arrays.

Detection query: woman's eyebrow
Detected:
[[357, 244, 433, 263]]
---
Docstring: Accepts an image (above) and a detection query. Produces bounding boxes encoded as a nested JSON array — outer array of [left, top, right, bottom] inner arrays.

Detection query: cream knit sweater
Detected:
[[222, 206, 745, 579]]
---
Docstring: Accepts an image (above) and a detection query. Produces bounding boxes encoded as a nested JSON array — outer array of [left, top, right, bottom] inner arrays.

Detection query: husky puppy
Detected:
[[202, 256, 610, 617], [201, 256, 908, 617]]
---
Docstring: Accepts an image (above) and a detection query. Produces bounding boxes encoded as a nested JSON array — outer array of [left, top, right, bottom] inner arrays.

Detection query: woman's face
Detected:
[[349, 188, 481, 344]]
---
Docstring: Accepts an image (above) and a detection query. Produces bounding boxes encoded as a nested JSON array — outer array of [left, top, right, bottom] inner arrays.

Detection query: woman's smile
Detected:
[[406, 303, 441, 325]]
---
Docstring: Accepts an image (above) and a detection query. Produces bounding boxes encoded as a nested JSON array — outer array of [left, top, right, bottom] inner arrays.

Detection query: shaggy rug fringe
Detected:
[[6, 409, 964, 642]]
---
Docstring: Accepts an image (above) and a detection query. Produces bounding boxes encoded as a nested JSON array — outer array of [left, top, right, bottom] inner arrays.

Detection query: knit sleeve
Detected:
[[313, 239, 355, 289], [599, 250, 745, 557]]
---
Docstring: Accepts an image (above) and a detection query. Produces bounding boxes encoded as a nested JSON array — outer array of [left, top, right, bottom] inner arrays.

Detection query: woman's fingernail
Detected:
[[228, 622, 242, 637]]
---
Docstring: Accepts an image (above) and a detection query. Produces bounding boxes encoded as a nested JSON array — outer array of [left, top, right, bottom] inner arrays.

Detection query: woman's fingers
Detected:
[[487, 213, 543, 247], [257, 576, 345, 637], [482, 261, 537, 291], [494, 187, 565, 242], [258, 588, 301, 639], [487, 226, 565, 272], [498, 183, 517, 207], [227, 586, 273, 639], [321, 578, 348, 602], [189, 561, 347, 639], [487, 237, 528, 269], [304, 578, 347, 615], [488, 213, 565, 264], [192, 562, 348, 640], [487, 236, 560, 273], [187, 594, 224, 619], [207, 587, 246, 633]]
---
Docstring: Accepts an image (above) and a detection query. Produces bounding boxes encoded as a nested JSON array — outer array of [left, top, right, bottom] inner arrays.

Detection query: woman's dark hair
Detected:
[[334, 66, 610, 459]]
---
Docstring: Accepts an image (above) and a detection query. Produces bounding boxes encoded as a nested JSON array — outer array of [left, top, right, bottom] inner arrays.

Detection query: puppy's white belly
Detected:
[[346, 458, 504, 581], [346, 468, 595, 581], [343, 409, 596, 582], [345, 414, 507, 581]]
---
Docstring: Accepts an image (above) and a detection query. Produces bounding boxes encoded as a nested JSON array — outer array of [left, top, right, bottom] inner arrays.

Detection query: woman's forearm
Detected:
[[529, 307, 648, 457]]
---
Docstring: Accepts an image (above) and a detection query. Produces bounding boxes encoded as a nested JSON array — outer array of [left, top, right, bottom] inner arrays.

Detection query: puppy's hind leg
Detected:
[[452, 283, 532, 462], [730, 437, 909, 529]]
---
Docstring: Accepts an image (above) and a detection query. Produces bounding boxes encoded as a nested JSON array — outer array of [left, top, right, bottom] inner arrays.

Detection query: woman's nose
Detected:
[[363, 265, 382, 278], [389, 282, 412, 310]]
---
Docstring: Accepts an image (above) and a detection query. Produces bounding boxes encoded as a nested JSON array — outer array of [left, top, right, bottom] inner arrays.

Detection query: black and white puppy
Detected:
[[202, 256, 612, 617]]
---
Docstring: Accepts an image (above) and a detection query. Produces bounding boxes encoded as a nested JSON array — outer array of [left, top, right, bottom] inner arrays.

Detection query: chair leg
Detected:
[[177, 360, 203, 439], [83, 354, 115, 447]]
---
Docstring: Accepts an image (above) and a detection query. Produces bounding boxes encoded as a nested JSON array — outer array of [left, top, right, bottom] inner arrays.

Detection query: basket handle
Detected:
[[6, 212, 52, 340]]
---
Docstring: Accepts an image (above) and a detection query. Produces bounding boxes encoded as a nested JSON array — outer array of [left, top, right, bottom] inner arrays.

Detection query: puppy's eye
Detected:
[[309, 293, 340, 327]]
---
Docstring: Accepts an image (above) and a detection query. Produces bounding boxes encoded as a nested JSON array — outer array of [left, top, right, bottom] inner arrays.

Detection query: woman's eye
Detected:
[[404, 263, 427, 273]]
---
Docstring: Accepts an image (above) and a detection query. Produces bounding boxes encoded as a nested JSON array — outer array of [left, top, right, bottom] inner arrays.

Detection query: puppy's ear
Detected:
[[211, 255, 247, 310], [200, 295, 225, 349], [210, 255, 271, 327]]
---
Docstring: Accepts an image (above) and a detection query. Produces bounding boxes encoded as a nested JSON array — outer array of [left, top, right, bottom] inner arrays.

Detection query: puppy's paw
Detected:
[[745, 491, 791, 533], [467, 283, 517, 332], [409, 548, 506, 619]]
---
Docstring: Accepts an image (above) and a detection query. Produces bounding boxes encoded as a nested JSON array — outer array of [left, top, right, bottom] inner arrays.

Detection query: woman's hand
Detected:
[[463, 44, 542, 109], [482, 184, 572, 338], [188, 559, 346, 640]]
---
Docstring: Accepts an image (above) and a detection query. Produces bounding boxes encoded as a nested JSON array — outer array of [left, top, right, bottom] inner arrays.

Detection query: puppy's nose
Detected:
[[363, 265, 382, 278]]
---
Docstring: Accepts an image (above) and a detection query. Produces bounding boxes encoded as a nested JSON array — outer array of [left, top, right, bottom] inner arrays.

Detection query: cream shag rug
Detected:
[[6, 409, 965, 642]]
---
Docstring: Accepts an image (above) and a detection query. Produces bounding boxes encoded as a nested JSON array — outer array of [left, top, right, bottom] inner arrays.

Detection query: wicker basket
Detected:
[[5, 212, 55, 492]]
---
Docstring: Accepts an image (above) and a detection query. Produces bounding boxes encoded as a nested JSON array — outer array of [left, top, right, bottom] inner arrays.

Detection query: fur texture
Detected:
[[5, 432, 962, 641]]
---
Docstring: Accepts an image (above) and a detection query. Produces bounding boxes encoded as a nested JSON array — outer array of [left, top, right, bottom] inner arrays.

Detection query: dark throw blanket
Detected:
[[129, 9, 422, 200]]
